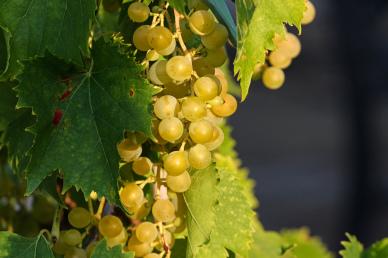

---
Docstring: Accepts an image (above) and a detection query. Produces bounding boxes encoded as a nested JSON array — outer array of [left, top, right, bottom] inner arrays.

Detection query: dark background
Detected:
[[228, 0, 388, 253]]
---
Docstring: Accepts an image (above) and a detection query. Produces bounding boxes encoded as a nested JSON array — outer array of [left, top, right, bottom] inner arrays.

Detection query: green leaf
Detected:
[[0, 26, 10, 76], [0, 81, 18, 132], [0, 0, 96, 80], [168, 0, 187, 14], [171, 239, 188, 258], [91, 239, 134, 258], [17, 40, 153, 204], [363, 238, 388, 258], [234, 0, 305, 100], [339, 234, 363, 258], [0, 232, 55, 258], [248, 221, 284, 258]]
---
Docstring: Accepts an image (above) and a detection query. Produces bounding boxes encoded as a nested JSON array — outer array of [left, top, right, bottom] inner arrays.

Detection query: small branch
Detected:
[[95, 197, 106, 220], [51, 206, 62, 241], [174, 9, 189, 55]]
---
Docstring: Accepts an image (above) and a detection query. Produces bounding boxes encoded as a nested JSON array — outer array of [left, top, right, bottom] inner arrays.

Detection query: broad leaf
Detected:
[[17, 40, 153, 203], [234, 0, 305, 100], [363, 238, 388, 258], [171, 239, 188, 258], [91, 239, 134, 258], [0, 232, 54, 258], [339, 234, 363, 258], [0, 26, 10, 76], [0, 0, 96, 80], [0, 81, 18, 132], [248, 221, 284, 258], [168, 0, 187, 14]]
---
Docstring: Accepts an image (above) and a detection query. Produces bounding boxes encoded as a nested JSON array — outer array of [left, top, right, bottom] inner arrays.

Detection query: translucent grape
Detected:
[[148, 60, 173, 85], [204, 109, 224, 126], [164, 151, 189, 176], [189, 119, 214, 144], [205, 47, 227, 67], [275, 33, 301, 58], [201, 23, 229, 50], [120, 183, 144, 210], [262, 67, 285, 90], [188, 144, 212, 169], [302, 1, 316, 25], [193, 76, 219, 101], [182, 97, 206, 122], [154, 95, 179, 119], [147, 26, 173, 51], [53, 232, 70, 255], [133, 25, 151, 51], [127, 235, 153, 257], [63, 229, 82, 246], [128, 2, 150, 23], [162, 82, 190, 99], [152, 199, 176, 222], [106, 228, 128, 247], [166, 56, 193, 82], [157, 38, 176, 56], [130, 200, 151, 220], [214, 70, 229, 96], [117, 139, 142, 162], [102, 0, 121, 13], [136, 222, 158, 243], [146, 50, 160, 61], [211, 94, 238, 117], [166, 171, 192, 193], [64, 247, 87, 258], [203, 125, 224, 151], [188, 10, 216, 36], [269, 50, 292, 69], [158, 117, 184, 143], [98, 215, 124, 238], [251, 63, 265, 81], [68, 207, 91, 229], [144, 253, 160, 258], [188, 0, 209, 10], [193, 58, 215, 77], [132, 157, 153, 176]]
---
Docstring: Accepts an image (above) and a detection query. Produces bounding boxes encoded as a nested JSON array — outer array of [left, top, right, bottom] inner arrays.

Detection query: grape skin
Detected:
[[98, 215, 124, 238], [152, 199, 176, 222], [164, 151, 189, 176], [188, 144, 212, 169], [128, 2, 150, 23], [68, 207, 91, 229], [189, 10, 216, 36], [262, 67, 285, 90], [136, 222, 158, 243], [120, 183, 144, 210], [166, 171, 192, 193]]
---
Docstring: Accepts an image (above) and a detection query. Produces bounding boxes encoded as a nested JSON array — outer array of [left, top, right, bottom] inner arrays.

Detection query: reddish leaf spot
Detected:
[[60, 90, 72, 101], [129, 88, 135, 97], [52, 108, 63, 126]]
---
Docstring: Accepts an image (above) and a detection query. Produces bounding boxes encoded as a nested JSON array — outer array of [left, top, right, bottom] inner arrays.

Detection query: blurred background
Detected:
[[228, 0, 388, 252]]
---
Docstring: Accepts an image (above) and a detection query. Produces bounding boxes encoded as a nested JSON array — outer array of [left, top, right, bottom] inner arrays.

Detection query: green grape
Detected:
[[151, 120, 168, 145], [128, 2, 150, 23], [166, 171, 191, 193], [147, 26, 173, 51], [120, 183, 144, 210], [188, 144, 212, 169], [117, 138, 142, 162], [269, 50, 292, 69], [133, 25, 151, 51], [164, 151, 189, 176], [193, 76, 219, 101], [275, 32, 301, 58], [144, 253, 160, 258], [162, 82, 190, 99], [203, 125, 224, 151], [127, 235, 153, 257], [188, 10, 216, 36], [148, 60, 173, 85], [201, 23, 229, 50], [214, 70, 228, 96], [189, 119, 214, 144], [154, 95, 179, 119], [152, 199, 176, 222], [68, 207, 91, 229], [182, 97, 207, 122], [102, 0, 121, 13], [302, 1, 316, 25], [158, 117, 184, 143], [53, 231, 70, 255], [64, 247, 87, 258], [106, 228, 128, 247], [146, 50, 160, 61], [251, 63, 265, 81], [86, 242, 97, 258], [188, 0, 209, 10], [211, 94, 238, 117], [204, 109, 224, 126], [166, 56, 193, 82], [193, 57, 215, 77], [132, 157, 153, 176], [136, 222, 158, 243], [205, 47, 227, 67], [262, 67, 285, 90], [157, 38, 176, 56], [130, 200, 151, 220], [98, 215, 124, 238], [63, 229, 82, 246]]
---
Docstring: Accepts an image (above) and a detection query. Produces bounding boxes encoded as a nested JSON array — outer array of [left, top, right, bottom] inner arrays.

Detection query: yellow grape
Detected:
[[302, 1, 316, 25], [189, 119, 214, 144], [189, 10, 216, 36], [152, 199, 176, 222], [146, 50, 160, 61], [127, 235, 153, 257], [153, 95, 179, 119], [133, 25, 151, 51], [214, 69, 229, 96], [98, 215, 124, 238], [147, 26, 173, 51], [269, 50, 292, 69], [166, 171, 192, 193], [193, 76, 219, 101], [120, 183, 144, 210], [164, 151, 189, 176], [144, 253, 160, 258], [106, 228, 128, 247], [132, 157, 153, 176], [158, 117, 184, 143], [68, 207, 91, 229], [64, 247, 87, 258], [203, 125, 224, 151], [201, 23, 229, 50], [148, 60, 173, 85], [136, 222, 158, 243], [275, 32, 301, 58], [130, 200, 151, 220], [188, 144, 212, 169], [204, 109, 224, 126], [63, 229, 82, 246], [181, 97, 206, 122], [205, 47, 227, 67], [117, 139, 142, 162], [166, 56, 193, 82], [262, 67, 285, 90], [157, 38, 176, 56], [127, 2, 150, 23], [211, 94, 238, 117], [193, 58, 215, 77], [162, 82, 191, 99]]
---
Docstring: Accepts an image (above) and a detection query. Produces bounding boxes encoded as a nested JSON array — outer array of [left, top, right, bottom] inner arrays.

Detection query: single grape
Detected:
[[102, 0, 121, 13], [205, 47, 227, 67], [157, 38, 176, 56], [147, 26, 173, 51], [130, 200, 151, 220], [133, 25, 151, 51], [53, 231, 70, 255], [117, 138, 142, 162], [302, 1, 316, 25], [214, 70, 229, 96], [166, 171, 192, 193], [182, 97, 206, 122], [269, 50, 292, 69], [189, 119, 214, 144], [171, 215, 187, 234], [136, 222, 158, 243], [162, 230, 175, 247], [193, 58, 215, 77], [164, 151, 189, 176], [211, 94, 238, 117], [106, 228, 128, 247], [180, 20, 196, 43], [132, 157, 153, 176], [64, 247, 87, 258], [154, 95, 179, 119], [146, 50, 160, 61], [262, 67, 285, 90], [201, 23, 229, 49], [144, 253, 160, 258], [151, 120, 168, 145], [120, 183, 144, 210], [68, 207, 91, 229], [127, 235, 153, 257], [203, 125, 224, 151], [166, 56, 193, 82], [275, 32, 301, 58], [98, 215, 124, 238], [86, 242, 97, 258], [204, 109, 224, 126], [128, 2, 150, 23], [148, 60, 173, 85], [162, 82, 191, 99], [188, 0, 209, 10], [63, 229, 82, 246], [158, 117, 184, 143], [251, 63, 265, 81], [152, 199, 176, 222], [189, 10, 216, 36], [193, 76, 219, 101], [188, 144, 212, 169]]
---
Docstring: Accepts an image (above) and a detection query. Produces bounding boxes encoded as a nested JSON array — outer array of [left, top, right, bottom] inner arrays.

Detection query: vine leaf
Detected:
[[16, 40, 153, 204], [0, 0, 96, 80], [247, 222, 284, 258], [91, 239, 134, 258], [0, 232, 54, 258], [363, 238, 388, 258], [339, 234, 363, 258], [234, 0, 305, 100], [168, 0, 187, 14]]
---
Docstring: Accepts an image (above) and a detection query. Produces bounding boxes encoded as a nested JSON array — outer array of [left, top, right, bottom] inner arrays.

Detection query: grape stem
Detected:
[[174, 9, 189, 55], [51, 206, 62, 241], [95, 197, 106, 220]]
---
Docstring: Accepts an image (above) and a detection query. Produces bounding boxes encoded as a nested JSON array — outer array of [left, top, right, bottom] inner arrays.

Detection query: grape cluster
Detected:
[[253, 0, 316, 90]]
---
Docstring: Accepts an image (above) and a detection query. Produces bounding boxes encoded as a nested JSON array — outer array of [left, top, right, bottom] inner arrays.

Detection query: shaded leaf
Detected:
[[91, 239, 134, 258], [339, 234, 363, 258]]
